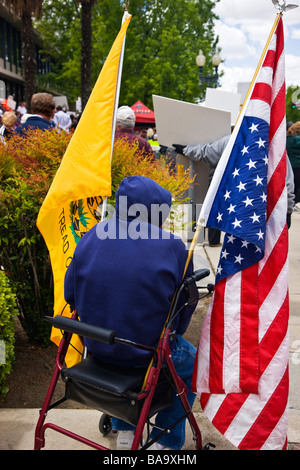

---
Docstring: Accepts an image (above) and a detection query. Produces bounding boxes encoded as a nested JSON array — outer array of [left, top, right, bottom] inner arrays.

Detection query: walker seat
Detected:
[[62, 355, 172, 427]]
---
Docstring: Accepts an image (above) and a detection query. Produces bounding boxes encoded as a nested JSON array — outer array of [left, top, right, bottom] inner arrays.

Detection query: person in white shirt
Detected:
[[53, 106, 72, 132], [17, 101, 27, 115]]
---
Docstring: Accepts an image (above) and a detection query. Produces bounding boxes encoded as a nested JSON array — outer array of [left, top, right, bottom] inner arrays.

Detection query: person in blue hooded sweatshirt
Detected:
[[64, 175, 198, 450]]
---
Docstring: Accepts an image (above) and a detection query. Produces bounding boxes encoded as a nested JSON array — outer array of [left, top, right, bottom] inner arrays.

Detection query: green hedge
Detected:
[[0, 270, 19, 401], [0, 130, 71, 346]]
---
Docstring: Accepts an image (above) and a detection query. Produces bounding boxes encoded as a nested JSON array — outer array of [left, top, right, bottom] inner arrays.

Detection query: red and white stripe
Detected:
[[193, 18, 289, 450]]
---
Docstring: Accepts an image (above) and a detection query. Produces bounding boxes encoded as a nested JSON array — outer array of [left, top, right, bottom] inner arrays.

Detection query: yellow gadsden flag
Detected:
[[37, 13, 131, 367]]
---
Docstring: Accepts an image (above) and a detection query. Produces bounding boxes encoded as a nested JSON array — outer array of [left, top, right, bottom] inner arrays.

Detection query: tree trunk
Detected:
[[21, 10, 37, 111], [80, 1, 93, 111]]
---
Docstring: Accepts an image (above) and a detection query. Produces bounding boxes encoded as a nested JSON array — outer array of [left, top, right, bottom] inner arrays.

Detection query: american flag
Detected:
[[192, 17, 289, 450]]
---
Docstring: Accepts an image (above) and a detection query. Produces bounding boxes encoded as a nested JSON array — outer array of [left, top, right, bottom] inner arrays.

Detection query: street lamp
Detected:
[[196, 49, 206, 68], [196, 49, 222, 88], [212, 50, 222, 72]]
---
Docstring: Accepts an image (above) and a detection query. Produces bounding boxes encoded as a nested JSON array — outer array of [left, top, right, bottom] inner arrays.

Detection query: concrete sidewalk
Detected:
[[0, 211, 299, 451]]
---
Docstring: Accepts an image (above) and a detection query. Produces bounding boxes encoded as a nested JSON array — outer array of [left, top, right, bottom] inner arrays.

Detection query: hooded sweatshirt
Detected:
[[64, 176, 194, 367]]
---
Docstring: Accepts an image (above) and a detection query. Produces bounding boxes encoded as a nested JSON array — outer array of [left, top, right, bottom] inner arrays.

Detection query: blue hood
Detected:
[[115, 176, 172, 226]]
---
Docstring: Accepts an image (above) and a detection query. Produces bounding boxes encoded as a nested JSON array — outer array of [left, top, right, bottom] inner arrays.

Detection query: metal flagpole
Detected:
[[101, 4, 131, 221]]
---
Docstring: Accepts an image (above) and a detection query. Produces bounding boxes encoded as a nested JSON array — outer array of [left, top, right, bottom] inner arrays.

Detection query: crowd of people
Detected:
[[0, 93, 79, 144], [0, 97, 164, 159]]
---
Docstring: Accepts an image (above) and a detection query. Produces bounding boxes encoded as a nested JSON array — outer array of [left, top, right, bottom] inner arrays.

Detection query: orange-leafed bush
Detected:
[[111, 137, 191, 202], [0, 130, 72, 344]]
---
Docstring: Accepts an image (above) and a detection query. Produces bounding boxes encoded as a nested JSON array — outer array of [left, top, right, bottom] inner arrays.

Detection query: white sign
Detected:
[[152, 94, 231, 148], [0, 81, 6, 100], [54, 95, 69, 111], [7, 96, 16, 111], [205, 88, 241, 126], [237, 82, 251, 106]]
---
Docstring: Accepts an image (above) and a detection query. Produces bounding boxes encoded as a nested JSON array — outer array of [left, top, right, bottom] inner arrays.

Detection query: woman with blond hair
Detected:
[[287, 121, 300, 204], [0, 111, 17, 144]]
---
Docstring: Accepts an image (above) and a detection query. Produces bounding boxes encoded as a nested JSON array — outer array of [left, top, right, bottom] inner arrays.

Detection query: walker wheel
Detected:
[[203, 442, 216, 450], [99, 414, 112, 436]]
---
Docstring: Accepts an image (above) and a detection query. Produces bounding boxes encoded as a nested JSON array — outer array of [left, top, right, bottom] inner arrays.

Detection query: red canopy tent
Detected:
[[131, 100, 155, 127]]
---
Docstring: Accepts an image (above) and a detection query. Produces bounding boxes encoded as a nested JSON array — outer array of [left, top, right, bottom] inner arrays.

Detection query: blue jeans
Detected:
[[112, 335, 197, 450]]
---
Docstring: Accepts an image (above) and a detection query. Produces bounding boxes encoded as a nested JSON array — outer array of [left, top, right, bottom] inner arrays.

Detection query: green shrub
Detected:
[[0, 270, 19, 401], [0, 130, 71, 345]]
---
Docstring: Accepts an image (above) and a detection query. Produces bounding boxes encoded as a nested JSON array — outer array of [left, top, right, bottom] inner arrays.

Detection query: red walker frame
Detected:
[[34, 269, 212, 451]]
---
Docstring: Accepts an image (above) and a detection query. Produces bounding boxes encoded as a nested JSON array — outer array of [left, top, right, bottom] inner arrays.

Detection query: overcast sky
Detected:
[[213, 0, 300, 93]]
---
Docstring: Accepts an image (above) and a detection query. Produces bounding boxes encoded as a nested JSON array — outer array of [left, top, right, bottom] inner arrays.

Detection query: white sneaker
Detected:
[[116, 430, 135, 450], [147, 442, 172, 450]]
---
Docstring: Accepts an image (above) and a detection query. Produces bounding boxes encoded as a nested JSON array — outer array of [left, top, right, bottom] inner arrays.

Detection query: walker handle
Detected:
[[44, 315, 116, 345], [185, 268, 210, 285]]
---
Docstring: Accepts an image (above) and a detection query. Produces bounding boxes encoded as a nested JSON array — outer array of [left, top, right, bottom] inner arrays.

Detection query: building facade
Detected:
[[0, 4, 51, 107]]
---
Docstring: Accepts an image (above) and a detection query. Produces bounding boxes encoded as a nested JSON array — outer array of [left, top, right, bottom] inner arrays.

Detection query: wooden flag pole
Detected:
[[235, 12, 281, 124], [144, 8, 285, 390], [183, 225, 203, 277]]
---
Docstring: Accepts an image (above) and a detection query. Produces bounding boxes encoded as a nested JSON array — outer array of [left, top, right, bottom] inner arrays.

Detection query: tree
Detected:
[[37, 0, 220, 107], [37, 0, 99, 109], [35, 1, 82, 100], [119, 0, 220, 107], [93, 0, 220, 107], [286, 85, 300, 123], [76, 0, 98, 110], [2, 0, 44, 110]]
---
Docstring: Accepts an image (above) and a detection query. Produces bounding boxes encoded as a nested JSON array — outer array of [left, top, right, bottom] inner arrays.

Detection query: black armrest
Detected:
[[44, 315, 116, 345], [185, 268, 210, 286], [183, 268, 210, 306]]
